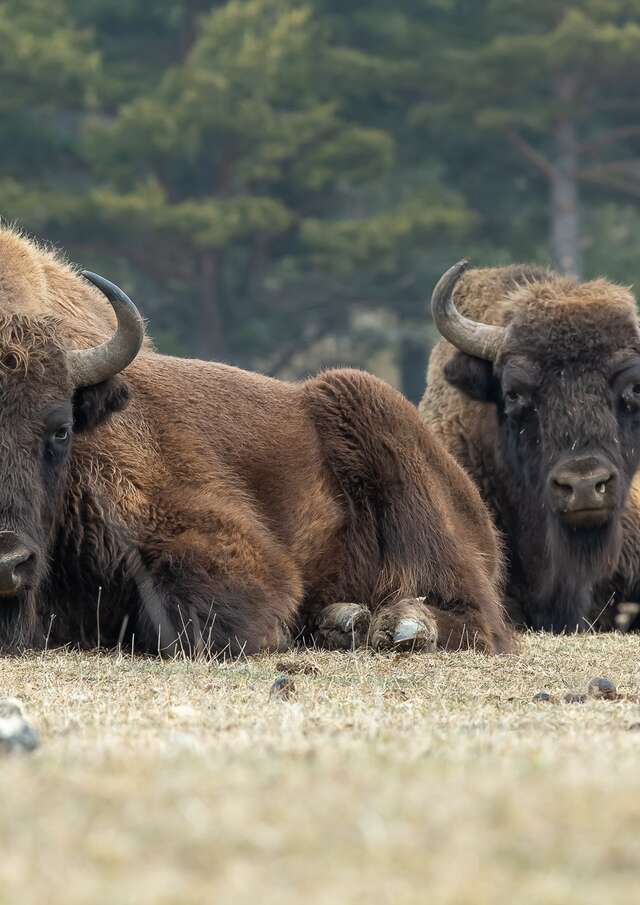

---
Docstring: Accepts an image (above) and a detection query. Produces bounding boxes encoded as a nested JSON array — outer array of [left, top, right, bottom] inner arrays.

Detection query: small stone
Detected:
[[563, 692, 587, 704], [532, 691, 554, 703], [0, 698, 38, 753], [169, 731, 201, 752], [270, 675, 295, 701], [627, 722, 640, 731], [587, 677, 617, 700], [0, 698, 25, 719], [168, 704, 199, 720]]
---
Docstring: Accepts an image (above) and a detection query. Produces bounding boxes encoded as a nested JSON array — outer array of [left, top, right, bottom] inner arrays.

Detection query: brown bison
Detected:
[[420, 261, 640, 632], [0, 228, 511, 656]]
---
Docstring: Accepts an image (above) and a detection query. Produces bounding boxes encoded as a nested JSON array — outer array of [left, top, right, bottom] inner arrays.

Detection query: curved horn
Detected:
[[67, 272, 145, 387], [431, 260, 504, 361]]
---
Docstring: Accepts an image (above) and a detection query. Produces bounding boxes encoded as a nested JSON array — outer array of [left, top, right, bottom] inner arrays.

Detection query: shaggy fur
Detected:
[[420, 264, 640, 632], [0, 227, 511, 656]]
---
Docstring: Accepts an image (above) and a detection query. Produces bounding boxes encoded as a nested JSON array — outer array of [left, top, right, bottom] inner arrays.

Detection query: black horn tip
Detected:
[[431, 259, 470, 308], [451, 259, 470, 276], [80, 270, 143, 321], [81, 270, 121, 297]]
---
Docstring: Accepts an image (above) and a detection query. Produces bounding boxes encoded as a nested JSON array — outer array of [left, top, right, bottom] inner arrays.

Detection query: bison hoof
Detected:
[[615, 602, 640, 632], [393, 618, 428, 647], [370, 599, 438, 652], [314, 602, 370, 650]]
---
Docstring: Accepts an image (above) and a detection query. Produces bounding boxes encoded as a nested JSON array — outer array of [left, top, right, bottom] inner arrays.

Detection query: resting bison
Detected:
[[0, 229, 511, 655], [420, 261, 640, 632]]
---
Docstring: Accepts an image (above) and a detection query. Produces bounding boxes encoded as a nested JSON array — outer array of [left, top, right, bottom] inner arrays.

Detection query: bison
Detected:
[[420, 261, 640, 632], [0, 228, 511, 656]]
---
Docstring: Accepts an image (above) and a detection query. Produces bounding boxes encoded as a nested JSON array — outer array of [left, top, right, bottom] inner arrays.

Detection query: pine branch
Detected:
[[579, 126, 640, 156], [579, 170, 640, 200], [578, 159, 640, 181], [505, 128, 556, 180]]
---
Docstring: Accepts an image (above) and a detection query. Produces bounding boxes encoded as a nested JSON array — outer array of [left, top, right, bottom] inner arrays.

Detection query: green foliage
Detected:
[[3, 0, 640, 399]]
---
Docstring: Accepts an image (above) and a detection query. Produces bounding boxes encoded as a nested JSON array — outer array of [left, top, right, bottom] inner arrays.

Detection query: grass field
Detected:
[[1, 634, 640, 905]]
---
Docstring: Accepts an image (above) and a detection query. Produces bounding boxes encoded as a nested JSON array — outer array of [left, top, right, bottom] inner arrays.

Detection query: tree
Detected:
[[5, 0, 640, 401], [0, 0, 97, 233], [429, 2, 640, 277], [80, 0, 400, 363]]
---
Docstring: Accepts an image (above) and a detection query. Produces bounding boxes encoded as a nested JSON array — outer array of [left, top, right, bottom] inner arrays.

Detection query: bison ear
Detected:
[[443, 351, 497, 403], [72, 376, 131, 434]]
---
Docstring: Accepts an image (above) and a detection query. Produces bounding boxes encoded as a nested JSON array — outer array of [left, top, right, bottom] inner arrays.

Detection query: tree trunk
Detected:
[[398, 334, 426, 405], [196, 250, 225, 361], [550, 75, 581, 278]]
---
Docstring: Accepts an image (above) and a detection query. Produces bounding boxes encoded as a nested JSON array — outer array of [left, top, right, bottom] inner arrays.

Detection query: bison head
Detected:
[[432, 261, 640, 631], [0, 274, 143, 648]]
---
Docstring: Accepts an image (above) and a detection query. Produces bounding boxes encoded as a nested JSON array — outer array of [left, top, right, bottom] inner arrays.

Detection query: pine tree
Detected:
[[430, 1, 640, 277], [81, 0, 398, 363], [0, 0, 97, 232]]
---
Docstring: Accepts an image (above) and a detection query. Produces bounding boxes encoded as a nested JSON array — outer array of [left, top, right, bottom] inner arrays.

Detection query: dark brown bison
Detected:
[[420, 261, 640, 633], [0, 229, 511, 656]]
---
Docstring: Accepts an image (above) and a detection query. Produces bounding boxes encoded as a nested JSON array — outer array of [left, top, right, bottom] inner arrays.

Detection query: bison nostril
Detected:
[[0, 539, 37, 596], [13, 551, 34, 574]]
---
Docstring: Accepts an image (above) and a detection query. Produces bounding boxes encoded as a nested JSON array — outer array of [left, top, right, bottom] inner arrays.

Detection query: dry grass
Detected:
[[1, 634, 640, 904]]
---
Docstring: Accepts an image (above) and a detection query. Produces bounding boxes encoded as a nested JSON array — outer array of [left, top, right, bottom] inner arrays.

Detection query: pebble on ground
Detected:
[[0, 698, 39, 753]]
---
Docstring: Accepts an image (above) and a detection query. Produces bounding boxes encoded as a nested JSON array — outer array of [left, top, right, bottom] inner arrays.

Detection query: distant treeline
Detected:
[[4, 0, 640, 399]]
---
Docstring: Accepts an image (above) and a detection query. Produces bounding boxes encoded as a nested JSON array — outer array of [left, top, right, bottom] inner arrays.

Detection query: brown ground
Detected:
[[1, 634, 640, 904]]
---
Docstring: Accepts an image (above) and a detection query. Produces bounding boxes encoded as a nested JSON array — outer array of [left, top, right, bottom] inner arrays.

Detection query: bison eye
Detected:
[[621, 382, 640, 413], [52, 427, 70, 443], [504, 389, 530, 412]]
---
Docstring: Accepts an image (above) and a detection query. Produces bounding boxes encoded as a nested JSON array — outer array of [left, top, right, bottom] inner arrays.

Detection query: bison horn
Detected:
[[67, 272, 145, 387], [431, 260, 504, 361]]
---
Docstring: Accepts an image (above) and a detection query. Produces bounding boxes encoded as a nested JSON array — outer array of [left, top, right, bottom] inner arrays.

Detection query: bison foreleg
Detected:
[[369, 596, 510, 654], [135, 523, 302, 658], [306, 602, 371, 650]]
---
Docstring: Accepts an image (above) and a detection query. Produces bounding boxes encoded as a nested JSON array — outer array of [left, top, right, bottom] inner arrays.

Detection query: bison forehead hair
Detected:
[[501, 277, 639, 364], [0, 314, 69, 379]]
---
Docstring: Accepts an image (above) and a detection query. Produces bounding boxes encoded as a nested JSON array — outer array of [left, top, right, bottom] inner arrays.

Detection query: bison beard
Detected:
[[505, 460, 624, 631], [0, 228, 511, 656]]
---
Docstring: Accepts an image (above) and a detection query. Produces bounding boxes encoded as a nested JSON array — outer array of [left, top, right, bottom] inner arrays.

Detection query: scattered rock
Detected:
[[532, 691, 554, 703], [270, 675, 295, 701], [563, 692, 587, 704], [275, 660, 320, 676], [168, 704, 199, 721], [169, 731, 201, 752], [0, 699, 24, 719], [627, 722, 640, 732], [0, 698, 39, 753], [587, 676, 618, 700]]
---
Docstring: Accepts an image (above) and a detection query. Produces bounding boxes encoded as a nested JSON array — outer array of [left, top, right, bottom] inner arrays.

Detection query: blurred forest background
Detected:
[[4, 0, 640, 400]]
